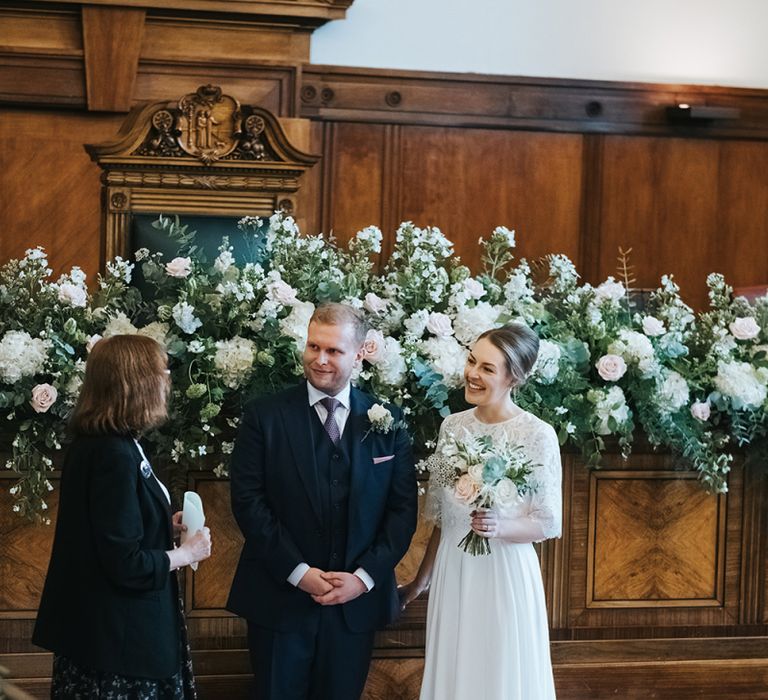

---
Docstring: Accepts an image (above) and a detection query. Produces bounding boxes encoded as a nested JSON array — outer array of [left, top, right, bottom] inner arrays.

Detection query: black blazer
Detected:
[[227, 382, 418, 633], [32, 435, 180, 679]]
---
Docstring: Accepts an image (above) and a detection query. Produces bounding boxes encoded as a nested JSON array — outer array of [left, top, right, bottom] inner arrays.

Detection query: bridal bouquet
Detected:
[[423, 429, 538, 555]]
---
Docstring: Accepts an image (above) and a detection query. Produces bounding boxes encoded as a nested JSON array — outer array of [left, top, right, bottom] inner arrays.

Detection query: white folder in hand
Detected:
[[181, 491, 205, 571]]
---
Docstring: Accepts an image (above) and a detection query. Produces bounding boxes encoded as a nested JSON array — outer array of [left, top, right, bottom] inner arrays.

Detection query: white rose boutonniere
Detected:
[[367, 403, 395, 434]]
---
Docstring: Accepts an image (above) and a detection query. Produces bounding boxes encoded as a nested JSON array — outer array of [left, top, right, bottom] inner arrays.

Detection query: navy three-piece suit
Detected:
[[227, 381, 417, 699]]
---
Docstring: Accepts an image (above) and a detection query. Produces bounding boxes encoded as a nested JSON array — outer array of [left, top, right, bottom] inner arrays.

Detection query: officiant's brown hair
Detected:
[[70, 335, 169, 436], [477, 323, 539, 388]]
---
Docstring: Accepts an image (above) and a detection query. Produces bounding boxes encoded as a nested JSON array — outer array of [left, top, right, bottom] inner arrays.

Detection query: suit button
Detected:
[[332, 479, 339, 486], [331, 552, 338, 560], [333, 503, 340, 510], [332, 453, 340, 460]]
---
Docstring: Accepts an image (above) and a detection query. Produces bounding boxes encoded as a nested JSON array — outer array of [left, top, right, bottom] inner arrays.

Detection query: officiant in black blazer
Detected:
[[32, 335, 211, 699], [227, 303, 417, 700]]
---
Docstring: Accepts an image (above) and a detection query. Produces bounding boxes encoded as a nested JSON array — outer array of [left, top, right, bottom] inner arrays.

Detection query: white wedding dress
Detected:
[[420, 408, 561, 700]]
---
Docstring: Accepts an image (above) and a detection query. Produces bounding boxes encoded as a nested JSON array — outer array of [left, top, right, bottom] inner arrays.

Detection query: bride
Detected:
[[400, 323, 561, 700]]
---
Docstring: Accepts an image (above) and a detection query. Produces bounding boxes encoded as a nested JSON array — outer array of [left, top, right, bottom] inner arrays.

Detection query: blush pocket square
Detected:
[[372, 455, 395, 464]]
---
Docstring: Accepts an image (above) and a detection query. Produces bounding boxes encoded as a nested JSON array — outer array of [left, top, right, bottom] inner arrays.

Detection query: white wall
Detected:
[[312, 0, 768, 89]]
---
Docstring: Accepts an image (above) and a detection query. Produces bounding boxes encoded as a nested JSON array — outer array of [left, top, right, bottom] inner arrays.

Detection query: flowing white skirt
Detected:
[[420, 535, 557, 700]]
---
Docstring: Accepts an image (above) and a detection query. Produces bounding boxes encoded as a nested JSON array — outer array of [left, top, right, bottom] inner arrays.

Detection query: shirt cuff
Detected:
[[287, 562, 310, 587], [353, 567, 375, 592]]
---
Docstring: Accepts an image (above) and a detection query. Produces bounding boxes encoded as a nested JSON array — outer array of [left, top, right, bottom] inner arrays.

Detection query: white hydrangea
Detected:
[[187, 340, 206, 354], [0, 331, 50, 384], [137, 322, 169, 347], [657, 370, 690, 413], [504, 270, 533, 305], [172, 302, 203, 335], [373, 336, 407, 386], [594, 276, 626, 304], [713, 360, 768, 410], [588, 386, 631, 435], [103, 311, 138, 337], [419, 336, 468, 388], [57, 282, 87, 308], [532, 340, 561, 384], [214, 337, 256, 389], [452, 302, 501, 345], [403, 310, 430, 339], [279, 300, 315, 352], [609, 329, 657, 376]]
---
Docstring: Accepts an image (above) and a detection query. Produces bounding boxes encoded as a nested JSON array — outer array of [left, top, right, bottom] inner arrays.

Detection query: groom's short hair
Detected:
[[310, 302, 368, 346]]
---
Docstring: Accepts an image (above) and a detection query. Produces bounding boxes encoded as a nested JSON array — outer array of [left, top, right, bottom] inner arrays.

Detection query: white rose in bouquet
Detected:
[[363, 329, 385, 363], [363, 292, 388, 315], [594, 276, 626, 304], [642, 316, 666, 337], [30, 383, 58, 413], [690, 401, 711, 421], [426, 312, 454, 337], [494, 477, 521, 508], [58, 282, 87, 308]]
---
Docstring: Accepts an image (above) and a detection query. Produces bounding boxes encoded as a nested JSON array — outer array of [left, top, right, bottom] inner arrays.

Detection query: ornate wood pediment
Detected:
[[86, 85, 319, 264]]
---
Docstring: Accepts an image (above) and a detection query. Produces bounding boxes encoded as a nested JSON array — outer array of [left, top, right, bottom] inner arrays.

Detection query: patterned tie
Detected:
[[319, 396, 341, 445]]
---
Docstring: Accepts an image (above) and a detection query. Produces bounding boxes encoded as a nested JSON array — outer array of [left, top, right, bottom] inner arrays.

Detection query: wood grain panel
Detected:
[[363, 658, 424, 700], [596, 136, 720, 308], [588, 472, 724, 606], [323, 122, 387, 247], [82, 6, 145, 111], [0, 110, 123, 280], [398, 127, 583, 271], [186, 477, 242, 614], [0, 476, 57, 615]]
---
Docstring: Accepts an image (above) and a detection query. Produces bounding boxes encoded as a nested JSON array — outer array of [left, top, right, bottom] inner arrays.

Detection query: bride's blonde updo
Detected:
[[476, 323, 539, 388]]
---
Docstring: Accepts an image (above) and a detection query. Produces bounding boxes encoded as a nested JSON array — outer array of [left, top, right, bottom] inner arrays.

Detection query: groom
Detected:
[[227, 303, 417, 700]]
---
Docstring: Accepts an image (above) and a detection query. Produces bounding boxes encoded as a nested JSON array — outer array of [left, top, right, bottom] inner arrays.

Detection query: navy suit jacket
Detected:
[[226, 382, 417, 633]]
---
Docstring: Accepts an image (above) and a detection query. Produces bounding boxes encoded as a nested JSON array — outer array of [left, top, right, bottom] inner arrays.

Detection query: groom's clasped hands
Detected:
[[298, 566, 367, 605]]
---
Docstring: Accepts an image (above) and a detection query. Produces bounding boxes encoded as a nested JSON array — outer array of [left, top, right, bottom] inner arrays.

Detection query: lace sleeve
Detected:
[[527, 423, 562, 541], [422, 416, 455, 525]]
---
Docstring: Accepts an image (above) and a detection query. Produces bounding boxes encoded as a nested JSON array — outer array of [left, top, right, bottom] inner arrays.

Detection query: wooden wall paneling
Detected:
[[567, 454, 744, 631], [397, 126, 584, 272], [586, 471, 725, 607], [597, 136, 720, 309], [714, 140, 768, 291], [0, 109, 122, 279], [322, 122, 387, 247], [739, 460, 768, 624], [578, 134, 605, 284], [81, 6, 145, 111]]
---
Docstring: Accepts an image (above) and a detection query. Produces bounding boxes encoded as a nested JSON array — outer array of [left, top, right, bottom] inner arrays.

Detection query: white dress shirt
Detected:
[[286, 383, 375, 592]]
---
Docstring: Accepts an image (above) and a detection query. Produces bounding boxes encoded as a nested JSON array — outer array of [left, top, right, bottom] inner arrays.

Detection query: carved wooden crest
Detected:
[[85, 86, 320, 264], [177, 85, 239, 163]]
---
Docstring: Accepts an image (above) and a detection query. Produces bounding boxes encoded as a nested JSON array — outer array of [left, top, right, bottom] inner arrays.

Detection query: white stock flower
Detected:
[[729, 317, 760, 341], [187, 340, 206, 354], [165, 257, 193, 278], [214, 337, 256, 389], [214, 250, 235, 274], [642, 316, 666, 337], [657, 371, 690, 413], [596, 354, 627, 382], [355, 225, 383, 253], [713, 360, 768, 410], [452, 302, 501, 345], [172, 302, 203, 335], [493, 226, 516, 248], [30, 383, 58, 413], [0, 331, 50, 383], [279, 300, 315, 352], [426, 312, 454, 337], [532, 340, 561, 384], [58, 283, 87, 308], [594, 277, 626, 304]]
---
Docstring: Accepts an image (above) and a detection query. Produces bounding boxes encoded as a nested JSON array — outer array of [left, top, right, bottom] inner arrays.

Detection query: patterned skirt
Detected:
[[50, 601, 196, 700]]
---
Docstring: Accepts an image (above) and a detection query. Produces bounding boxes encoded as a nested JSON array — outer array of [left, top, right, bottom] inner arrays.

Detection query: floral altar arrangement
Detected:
[[2, 212, 767, 522]]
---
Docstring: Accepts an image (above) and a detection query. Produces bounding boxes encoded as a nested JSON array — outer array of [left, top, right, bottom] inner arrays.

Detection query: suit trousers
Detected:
[[247, 606, 375, 700]]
